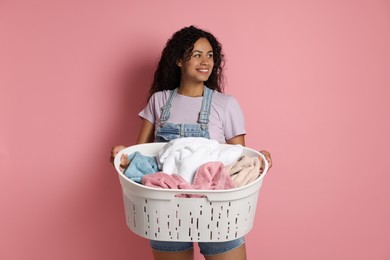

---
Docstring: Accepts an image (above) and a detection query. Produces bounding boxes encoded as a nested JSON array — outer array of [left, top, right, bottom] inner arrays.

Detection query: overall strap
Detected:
[[198, 86, 214, 127], [159, 88, 178, 126]]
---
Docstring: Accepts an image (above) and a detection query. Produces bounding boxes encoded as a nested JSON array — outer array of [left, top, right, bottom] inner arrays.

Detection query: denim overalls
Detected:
[[150, 86, 245, 254], [155, 86, 213, 142]]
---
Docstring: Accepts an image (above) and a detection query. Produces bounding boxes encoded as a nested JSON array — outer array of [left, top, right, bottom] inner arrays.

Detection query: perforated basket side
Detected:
[[122, 186, 262, 242]]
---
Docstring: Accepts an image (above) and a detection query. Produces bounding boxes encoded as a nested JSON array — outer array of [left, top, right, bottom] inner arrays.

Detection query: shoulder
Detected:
[[148, 90, 173, 104], [150, 90, 172, 100], [211, 90, 240, 108]]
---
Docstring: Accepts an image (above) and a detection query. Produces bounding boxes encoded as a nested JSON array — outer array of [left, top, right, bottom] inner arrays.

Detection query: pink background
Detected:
[[1, 1, 389, 259]]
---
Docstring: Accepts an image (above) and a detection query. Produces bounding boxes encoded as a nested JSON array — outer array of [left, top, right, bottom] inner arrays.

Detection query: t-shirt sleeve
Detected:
[[138, 93, 159, 124], [224, 96, 246, 140]]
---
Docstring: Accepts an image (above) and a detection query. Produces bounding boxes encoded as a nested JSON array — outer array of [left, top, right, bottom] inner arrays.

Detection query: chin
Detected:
[[198, 75, 211, 82]]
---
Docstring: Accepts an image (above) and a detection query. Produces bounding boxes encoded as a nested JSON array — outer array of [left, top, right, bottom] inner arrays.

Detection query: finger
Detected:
[[260, 150, 272, 169], [120, 154, 126, 163], [110, 148, 118, 164], [120, 154, 129, 168], [266, 157, 272, 169]]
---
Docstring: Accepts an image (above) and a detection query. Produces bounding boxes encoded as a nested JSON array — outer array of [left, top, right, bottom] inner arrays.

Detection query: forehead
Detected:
[[192, 38, 213, 52]]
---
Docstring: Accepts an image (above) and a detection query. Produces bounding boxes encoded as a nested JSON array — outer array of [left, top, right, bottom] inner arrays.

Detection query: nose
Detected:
[[200, 56, 209, 65]]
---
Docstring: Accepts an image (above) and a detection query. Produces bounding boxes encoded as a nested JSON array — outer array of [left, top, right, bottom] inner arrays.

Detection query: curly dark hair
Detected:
[[149, 25, 225, 97]]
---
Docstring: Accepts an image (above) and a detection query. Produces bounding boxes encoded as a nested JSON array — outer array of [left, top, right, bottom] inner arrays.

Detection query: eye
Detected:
[[207, 53, 214, 58], [193, 54, 201, 58]]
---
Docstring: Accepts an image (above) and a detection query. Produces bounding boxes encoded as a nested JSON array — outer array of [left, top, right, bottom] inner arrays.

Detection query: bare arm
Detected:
[[136, 119, 155, 144], [226, 134, 245, 146]]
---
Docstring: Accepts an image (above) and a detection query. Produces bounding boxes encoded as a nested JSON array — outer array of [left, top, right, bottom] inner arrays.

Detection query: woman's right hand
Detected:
[[110, 145, 125, 164], [110, 145, 131, 169]]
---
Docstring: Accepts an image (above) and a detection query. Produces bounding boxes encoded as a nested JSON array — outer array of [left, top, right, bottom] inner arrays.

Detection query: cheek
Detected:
[[181, 62, 192, 71], [186, 60, 195, 68]]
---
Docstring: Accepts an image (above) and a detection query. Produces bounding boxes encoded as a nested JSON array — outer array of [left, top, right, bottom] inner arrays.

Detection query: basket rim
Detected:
[[114, 142, 269, 193]]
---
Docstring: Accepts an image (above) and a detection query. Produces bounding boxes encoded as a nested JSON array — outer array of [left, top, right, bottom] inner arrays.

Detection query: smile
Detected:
[[197, 68, 209, 73]]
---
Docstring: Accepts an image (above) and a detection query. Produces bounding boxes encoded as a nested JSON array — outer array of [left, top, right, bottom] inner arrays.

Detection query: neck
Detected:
[[177, 83, 204, 97]]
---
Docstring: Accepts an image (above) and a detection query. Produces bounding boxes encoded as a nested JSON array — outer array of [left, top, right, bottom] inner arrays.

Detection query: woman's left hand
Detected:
[[260, 150, 272, 170]]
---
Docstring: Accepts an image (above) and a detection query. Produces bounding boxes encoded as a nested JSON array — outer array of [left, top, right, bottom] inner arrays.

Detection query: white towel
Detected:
[[157, 137, 243, 183], [218, 145, 244, 166]]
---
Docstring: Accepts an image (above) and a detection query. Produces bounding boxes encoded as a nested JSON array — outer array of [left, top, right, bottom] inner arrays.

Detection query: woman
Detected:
[[111, 25, 272, 260]]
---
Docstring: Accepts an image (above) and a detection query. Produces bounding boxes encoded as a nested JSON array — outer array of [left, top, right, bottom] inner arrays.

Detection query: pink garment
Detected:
[[141, 172, 191, 190], [141, 162, 235, 197], [225, 155, 262, 187], [192, 161, 235, 190]]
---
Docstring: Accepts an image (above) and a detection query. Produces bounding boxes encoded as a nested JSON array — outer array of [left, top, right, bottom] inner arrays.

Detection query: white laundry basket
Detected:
[[114, 143, 269, 242]]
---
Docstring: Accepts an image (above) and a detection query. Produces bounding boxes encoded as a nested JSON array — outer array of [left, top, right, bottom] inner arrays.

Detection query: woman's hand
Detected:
[[110, 145, 131, 169], [110, 145, 125, 164], [110, 145, 131, 170], [260, 150, 272, 172]]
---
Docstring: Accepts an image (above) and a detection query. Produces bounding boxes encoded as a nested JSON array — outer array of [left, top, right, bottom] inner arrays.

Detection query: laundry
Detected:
[[157, 137, 243, 183], [141, 172, 192, 190], [225, 155, 262, 187], [141, 161, 235, 197], [192, 161, 235, 190], [123, 152, 159, 183]]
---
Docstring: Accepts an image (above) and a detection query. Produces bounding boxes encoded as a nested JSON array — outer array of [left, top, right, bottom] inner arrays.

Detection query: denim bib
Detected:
[[155, 86, 213, 142]]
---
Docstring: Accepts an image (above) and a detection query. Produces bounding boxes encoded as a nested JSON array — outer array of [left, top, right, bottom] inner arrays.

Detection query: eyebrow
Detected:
[[193, 50, 213, 54]]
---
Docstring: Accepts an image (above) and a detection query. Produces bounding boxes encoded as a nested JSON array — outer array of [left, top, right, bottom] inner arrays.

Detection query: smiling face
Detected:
[[177, 37, 214, 85]]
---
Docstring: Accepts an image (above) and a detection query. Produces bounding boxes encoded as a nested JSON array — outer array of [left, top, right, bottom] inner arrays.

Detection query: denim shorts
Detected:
[[150, 237, 245, 256]]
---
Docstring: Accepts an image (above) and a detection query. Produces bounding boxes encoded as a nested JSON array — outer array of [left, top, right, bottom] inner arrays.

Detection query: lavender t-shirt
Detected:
[[138, 89, 246, 144]]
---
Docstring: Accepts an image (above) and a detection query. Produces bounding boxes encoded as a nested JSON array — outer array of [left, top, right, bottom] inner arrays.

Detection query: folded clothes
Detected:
[[141, 161, 235, 197], [225, 155, 262, 187], [157, 137, 243, 183], [123, 152, 159, 183]]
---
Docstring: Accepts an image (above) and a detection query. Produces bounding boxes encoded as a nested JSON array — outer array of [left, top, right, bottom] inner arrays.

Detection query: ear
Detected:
[[176, 59, 182, 67]]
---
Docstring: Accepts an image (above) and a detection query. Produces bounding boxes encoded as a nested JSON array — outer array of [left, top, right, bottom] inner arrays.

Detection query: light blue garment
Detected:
[[123, 152, 159, 183], [154, 86, 213, 142]]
